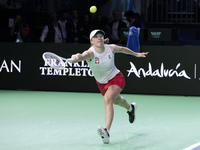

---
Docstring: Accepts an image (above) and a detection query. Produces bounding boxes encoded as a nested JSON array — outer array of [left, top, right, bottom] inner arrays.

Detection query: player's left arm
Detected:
[[109, 44, 148, 58]]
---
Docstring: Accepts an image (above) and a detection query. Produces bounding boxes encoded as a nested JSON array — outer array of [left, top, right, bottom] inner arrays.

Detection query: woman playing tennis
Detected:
[[71, 29, 148, 144]]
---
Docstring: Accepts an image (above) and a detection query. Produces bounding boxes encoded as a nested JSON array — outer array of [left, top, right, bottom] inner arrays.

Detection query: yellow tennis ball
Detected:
[[90, 6, 97, 13]]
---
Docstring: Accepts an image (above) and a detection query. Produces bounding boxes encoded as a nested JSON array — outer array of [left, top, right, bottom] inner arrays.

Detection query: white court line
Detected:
[[183, 142, 200, 150]]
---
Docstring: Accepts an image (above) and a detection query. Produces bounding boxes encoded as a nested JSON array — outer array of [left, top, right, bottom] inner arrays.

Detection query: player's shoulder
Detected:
[[108, 44, 119, 53], [108, 44, 117, 48], [87, 46, 96, 54], [108, 44, 116, 46], [84, 48, 94, 59], [85, 48, 93, 54]]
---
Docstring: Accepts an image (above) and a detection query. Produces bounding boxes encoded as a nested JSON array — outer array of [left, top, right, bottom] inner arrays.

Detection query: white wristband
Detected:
[[71, 54, 79, 59]]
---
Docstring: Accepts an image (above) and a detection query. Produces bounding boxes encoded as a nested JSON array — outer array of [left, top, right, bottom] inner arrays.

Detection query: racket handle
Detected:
[[68, 58, 75, 62]]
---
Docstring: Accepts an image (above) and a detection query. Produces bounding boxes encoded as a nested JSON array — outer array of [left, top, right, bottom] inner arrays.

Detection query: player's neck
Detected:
[[93, 45, 105, 54]]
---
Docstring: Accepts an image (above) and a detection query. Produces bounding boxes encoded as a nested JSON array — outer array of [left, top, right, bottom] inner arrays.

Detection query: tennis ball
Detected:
[[90, 6, 97, 13]]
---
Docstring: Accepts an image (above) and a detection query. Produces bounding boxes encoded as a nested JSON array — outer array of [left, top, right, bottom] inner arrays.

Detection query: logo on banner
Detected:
[[127, 62, 191, 79], [40, 59, 93, 77], [151, 32, 161, 38], [0, 60, 21, 73]]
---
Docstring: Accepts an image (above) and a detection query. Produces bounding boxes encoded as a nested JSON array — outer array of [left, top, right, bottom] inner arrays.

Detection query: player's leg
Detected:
[[97, 84, 121, 144], [103, 84, 122, 131], [113, 95, 137, 123], [113, 95, 130, 110]]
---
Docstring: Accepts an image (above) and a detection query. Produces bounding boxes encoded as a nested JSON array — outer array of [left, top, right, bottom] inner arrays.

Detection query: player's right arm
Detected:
[[71, 50, 94, 63]]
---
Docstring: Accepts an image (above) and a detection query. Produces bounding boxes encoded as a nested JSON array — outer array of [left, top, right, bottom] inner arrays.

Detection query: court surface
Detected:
[[0, 90, 200, 150]]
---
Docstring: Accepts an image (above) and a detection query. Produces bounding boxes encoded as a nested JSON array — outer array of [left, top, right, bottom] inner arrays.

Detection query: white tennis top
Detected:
[[87, 44, 120, 84]]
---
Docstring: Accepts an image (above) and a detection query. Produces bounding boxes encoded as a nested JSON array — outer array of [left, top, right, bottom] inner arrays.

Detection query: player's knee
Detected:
[[104, 96, 114, 105]]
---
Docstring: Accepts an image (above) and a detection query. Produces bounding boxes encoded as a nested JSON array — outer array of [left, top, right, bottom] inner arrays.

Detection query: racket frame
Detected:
[[42, 52, 74, 70]]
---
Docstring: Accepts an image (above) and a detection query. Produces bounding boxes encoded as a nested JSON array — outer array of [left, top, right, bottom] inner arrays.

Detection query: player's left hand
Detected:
[[136, 52, 149, 58]]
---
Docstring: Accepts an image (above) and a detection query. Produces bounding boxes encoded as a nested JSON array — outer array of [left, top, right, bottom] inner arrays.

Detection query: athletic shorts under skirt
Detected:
[[96, 72, 125, 96]]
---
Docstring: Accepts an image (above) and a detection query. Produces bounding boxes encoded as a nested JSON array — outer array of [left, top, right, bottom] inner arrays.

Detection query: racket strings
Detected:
[[44, 54, 65, 69]]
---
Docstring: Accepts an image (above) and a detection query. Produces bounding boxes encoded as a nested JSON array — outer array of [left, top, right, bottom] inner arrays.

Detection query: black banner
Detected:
[[116, 45, 200, 96], [0, 43, 200, 96]]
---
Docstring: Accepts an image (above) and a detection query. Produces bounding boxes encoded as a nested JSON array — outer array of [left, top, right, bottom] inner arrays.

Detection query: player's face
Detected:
[[91, 33, 104, 47]]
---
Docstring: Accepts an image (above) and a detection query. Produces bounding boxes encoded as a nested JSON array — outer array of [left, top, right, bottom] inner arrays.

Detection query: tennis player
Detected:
[[71, 29, 148, 144]]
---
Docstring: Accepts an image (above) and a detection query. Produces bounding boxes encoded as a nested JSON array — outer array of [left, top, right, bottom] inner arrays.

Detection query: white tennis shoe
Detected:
[[97, 126, 110, 144]]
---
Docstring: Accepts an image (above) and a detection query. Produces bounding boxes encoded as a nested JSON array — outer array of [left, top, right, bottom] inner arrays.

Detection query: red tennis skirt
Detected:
[[96, 72, 125, 96]]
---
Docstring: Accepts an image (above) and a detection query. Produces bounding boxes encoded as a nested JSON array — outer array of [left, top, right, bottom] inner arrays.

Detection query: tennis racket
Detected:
[[42, 52, 74, 70]]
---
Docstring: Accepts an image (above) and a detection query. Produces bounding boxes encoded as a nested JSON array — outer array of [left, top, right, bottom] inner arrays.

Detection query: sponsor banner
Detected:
[[116, 45, 200, 96], [0, 43, 200, 96], [0, 60, 21, 73], [40, 61, 93, 77]]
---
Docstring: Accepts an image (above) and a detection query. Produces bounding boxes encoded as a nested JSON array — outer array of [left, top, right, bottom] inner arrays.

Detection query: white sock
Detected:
[[107, 129, 110, 134], [128, 105, 133, 112], [105, 128, 110, 135]]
